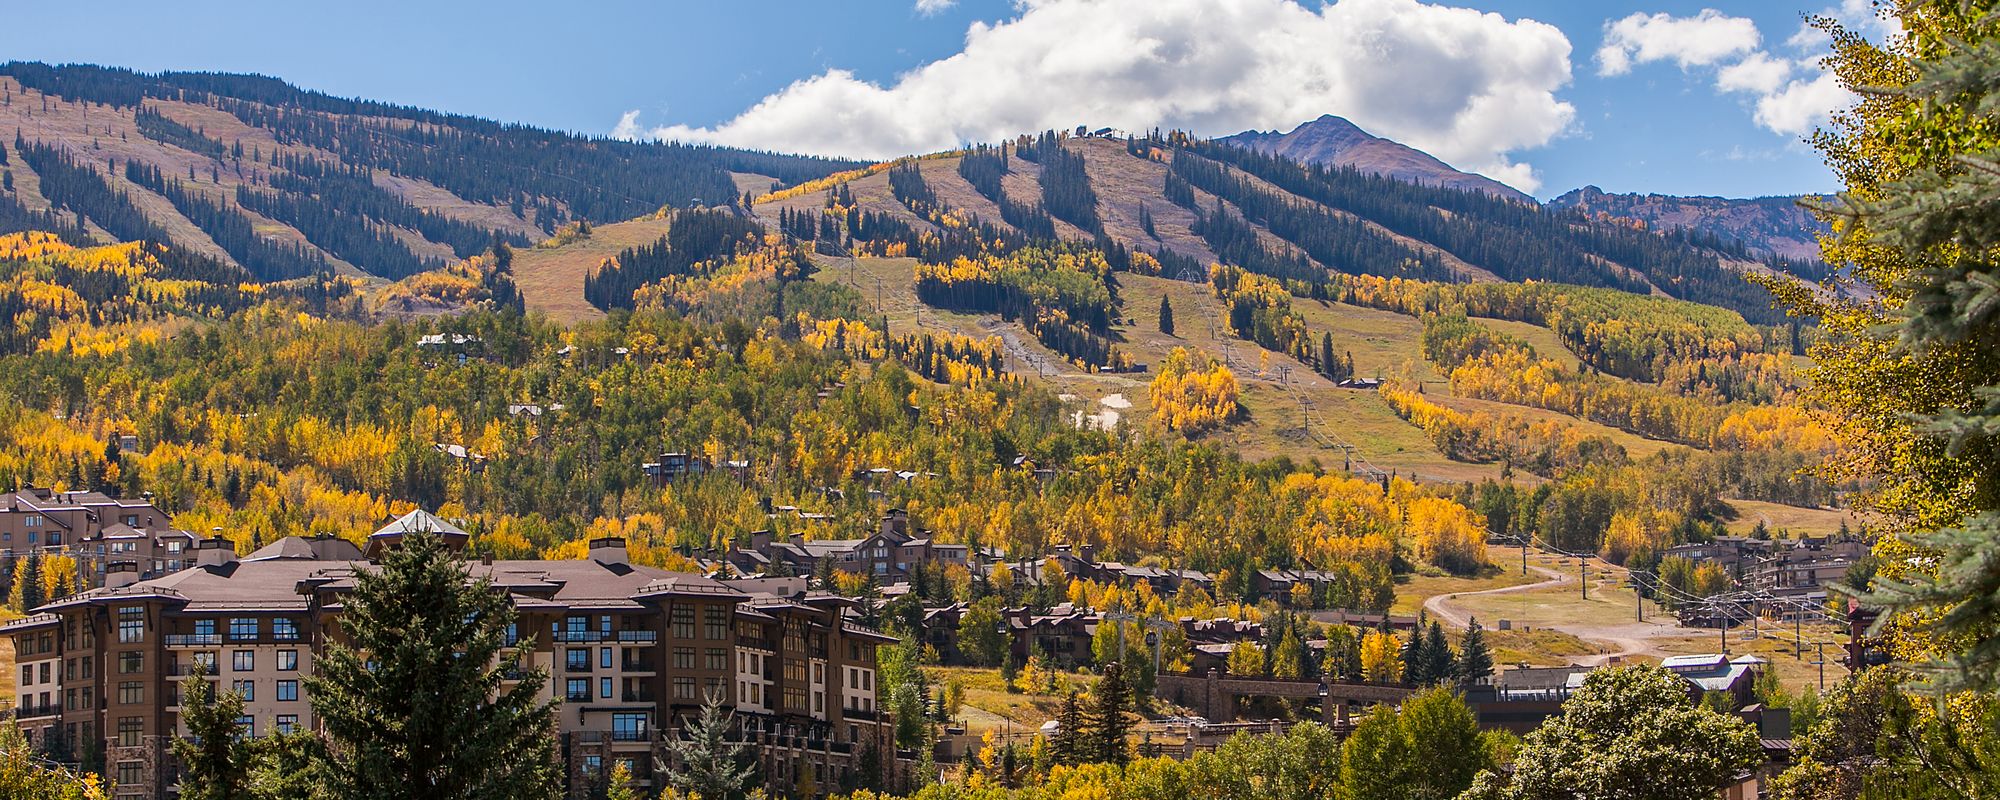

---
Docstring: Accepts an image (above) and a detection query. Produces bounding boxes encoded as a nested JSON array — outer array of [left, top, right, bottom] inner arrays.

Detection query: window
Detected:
[[565, 679, 589, 702], [18, 666, 28, 687], [118, 607, 145, 643], [118, 652, 144, 674], [673, 647, 695, 670], [277, 650, 298, 671], [600, 677, 612, 699], [612, 712, 648, 742], [600, 648, 613, 669], [118, 681, 144, 704], [233, 651, 254, 672], [232, 680, 255, 702], [37, 663, 48, 683], [582, 756, 603, 777], [276, 680, 298, 702], [193, 651, 217, 671], [194, 619, 216, 639], [229, 618, 259, 641], [272, 618, 299, 641], [117, 718, 142, 747], [235, 715, 254, 737], [504, 623, 519, 647], [673, 677, 696, 700], [671, 607, 695, 639], [705, 648, 728, 671], [566, 648, 590, 672], [21, 514, 41, 527], [705, 607, 729, 640], [275, 715, 298, 734], [564, 616, 588, 641], [116, 762, 142, 787]]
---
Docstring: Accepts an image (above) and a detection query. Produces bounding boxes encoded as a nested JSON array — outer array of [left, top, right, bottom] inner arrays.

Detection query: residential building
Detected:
[[4, 510, 896, 800]]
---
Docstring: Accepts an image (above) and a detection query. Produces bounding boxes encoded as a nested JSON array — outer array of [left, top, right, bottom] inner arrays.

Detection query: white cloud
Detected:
[[1597, 9, 1857, 138], [915, 0, 957, 16], [620, 0, 1576, 194], [1596, 9, 1761, 76], [1754, 69, 1851, 136]]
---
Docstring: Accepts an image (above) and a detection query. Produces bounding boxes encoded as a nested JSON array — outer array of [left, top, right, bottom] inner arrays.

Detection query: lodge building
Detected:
[[4, 511, 898, 799]]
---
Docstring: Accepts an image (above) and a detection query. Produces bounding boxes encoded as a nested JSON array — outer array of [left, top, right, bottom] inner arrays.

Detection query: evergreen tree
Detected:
[[1087, 661, 1133, 764], [14, 553, 44, 612], [1050, 691, 1086, 766], [1423, 621, 1457, 687], [659, 691, 752, 800], [1458, 618, 1494, 687], [172, 666, 252, 800], [1400, 623, 1428, 687], [1158, 294, 1175, 336], [306, 531, 558, 800]]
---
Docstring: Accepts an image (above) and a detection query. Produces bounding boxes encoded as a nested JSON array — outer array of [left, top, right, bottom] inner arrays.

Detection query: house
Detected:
[[641, 452, 710, 484]]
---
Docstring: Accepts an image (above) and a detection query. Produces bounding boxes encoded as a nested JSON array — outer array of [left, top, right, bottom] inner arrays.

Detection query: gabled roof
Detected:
[[372, 509, 467, 539]]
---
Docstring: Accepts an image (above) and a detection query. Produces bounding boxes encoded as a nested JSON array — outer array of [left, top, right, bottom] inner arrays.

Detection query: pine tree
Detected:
[[15, 553, 45, 612], [1050, 691, 1086, 766], [1424, 621, 1457, 687], [659, 688, 753, 800], [1158, 294, 1175, 336], [306, 531, 558, 800], [1458, 618, 1494, 687], [173, 666, 253, 800], [1400, 624, 1428, 687], [1087, 661, 1132, 764]]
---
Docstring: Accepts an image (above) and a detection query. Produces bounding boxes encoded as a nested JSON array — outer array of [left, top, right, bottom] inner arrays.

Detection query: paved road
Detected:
[[1422, 562, 1700, 666]]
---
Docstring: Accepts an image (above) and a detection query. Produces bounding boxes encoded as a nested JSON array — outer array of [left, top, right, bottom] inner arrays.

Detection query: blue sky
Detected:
[[6, 0, 1883, 200]]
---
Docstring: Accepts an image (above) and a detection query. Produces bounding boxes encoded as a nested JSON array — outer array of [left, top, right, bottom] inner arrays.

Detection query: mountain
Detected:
[[1547, 186, 1827, 264], [1221, 115, 1534, 204], [0, 62, 862, 283]]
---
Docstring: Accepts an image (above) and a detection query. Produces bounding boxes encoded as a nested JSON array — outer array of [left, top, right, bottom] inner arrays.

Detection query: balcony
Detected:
[[621, 659, 657, 674], [621, 690, 656, 704], [15, 703, 61, 719], [167, 664, 218, 677], [552, 630, 659, 644], [611, 728, 652, 743], [163, 634, 222, 647]]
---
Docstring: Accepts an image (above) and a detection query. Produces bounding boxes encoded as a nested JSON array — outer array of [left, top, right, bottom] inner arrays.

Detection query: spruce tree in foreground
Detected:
[[1050, 691, 1086, 766], [1088, 661, 1133, 764], [306, 531, 558, 800], [659, 691, 752, 800], [1158, 294, 1175, 336], [172, 666, 252, 800], [1458, 618, 1494, 687]]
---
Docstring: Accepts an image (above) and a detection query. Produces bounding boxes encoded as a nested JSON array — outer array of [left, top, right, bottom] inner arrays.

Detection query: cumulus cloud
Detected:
[[915, 0, 957, 16], [1597, 9, 1856, 138], [1596, 9, 1761, 76], [620, 0, 1576, 193]]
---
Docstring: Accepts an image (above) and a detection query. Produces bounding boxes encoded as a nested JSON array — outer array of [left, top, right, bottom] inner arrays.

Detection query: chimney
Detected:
[[195, 536, 238, 568], [1080, 544, 1097, 563], [588, 537, 629, 566], [104, 561, 140, 589], [787, 532, 804, 545], [749, 530, 773, 551]]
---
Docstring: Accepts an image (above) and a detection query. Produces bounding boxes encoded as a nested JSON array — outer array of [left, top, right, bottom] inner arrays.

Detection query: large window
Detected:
[[600, 677, 612, 699], [612, 712, 649, 742], [673, 648, 695, 670], [671, 607, 695, 639], [117, 718, 142, 747], [673, 677, 696, 700], [117, 607, 145, 643], [228, 618, 259, 641], [566, 648, 590, 672], [565, 679, 589, 702], [116, 762, 141, 787], [231, 680, 255, 701], [705, 607, 729, 640], [272, 618, 299, 641], [118, 681, 144, 704], [276, 680, 298, 702], [275, 715, 298, 734], [277, 650, 298, 671], [705, 648, 728, 671], [233, 651, 254, 672], [193, 619, 216, 639], [118, 652, 143, 674]]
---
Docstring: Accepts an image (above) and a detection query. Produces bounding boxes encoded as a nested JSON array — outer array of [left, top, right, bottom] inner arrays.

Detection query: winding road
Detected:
[[1421, 562, 1702, 666]]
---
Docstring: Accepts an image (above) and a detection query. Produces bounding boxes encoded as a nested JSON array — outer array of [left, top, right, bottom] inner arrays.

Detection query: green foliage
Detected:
[[1088, 662, 1133, 765], [959, 597, 1009, 667], [1339, 706, 1414, 800], [0, 726, 108, 800], [306, 531, 559, 799], [172, 667, 253, 800], [1767, 667, 2000, 800], [660, 691, 754, 800], [1462, 664, 1763, 800]]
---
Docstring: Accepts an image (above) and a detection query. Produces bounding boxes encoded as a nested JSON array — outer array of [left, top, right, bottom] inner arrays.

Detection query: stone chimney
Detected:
[[195, 536, 238, 568], [749, 529, 773, 551], [588, 537, 629, 566], [104, 561, 140, 589], [1080, 544, 1097, 563]]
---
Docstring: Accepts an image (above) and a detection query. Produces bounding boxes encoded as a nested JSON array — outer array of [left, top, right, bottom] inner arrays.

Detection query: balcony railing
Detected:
[[15, 703, 60, 719], [611, 728, 652, 742], [552, 630, 659, 644], [621, 660, 656, 673], [621, 690, 656, 704], [163, 634, 222, 646]]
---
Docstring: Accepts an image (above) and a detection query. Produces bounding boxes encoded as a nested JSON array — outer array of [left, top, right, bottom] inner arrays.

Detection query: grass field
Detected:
[[1723, 499, 1863, 536], [510, 216, 674, 323]]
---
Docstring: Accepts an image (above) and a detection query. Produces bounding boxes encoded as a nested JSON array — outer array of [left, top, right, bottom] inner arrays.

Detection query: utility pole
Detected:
[[1720, 604, 1730, 656], [1813, 642, 1826, 691], [1580, 557, 1588, 601], [1521, 537, 1528, 576]]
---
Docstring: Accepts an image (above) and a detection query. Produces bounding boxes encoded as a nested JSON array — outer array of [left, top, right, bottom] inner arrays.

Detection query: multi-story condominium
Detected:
[[1, 487, 169, 559], [748, 510, 969, 581], [4, 510, 896, 800]]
